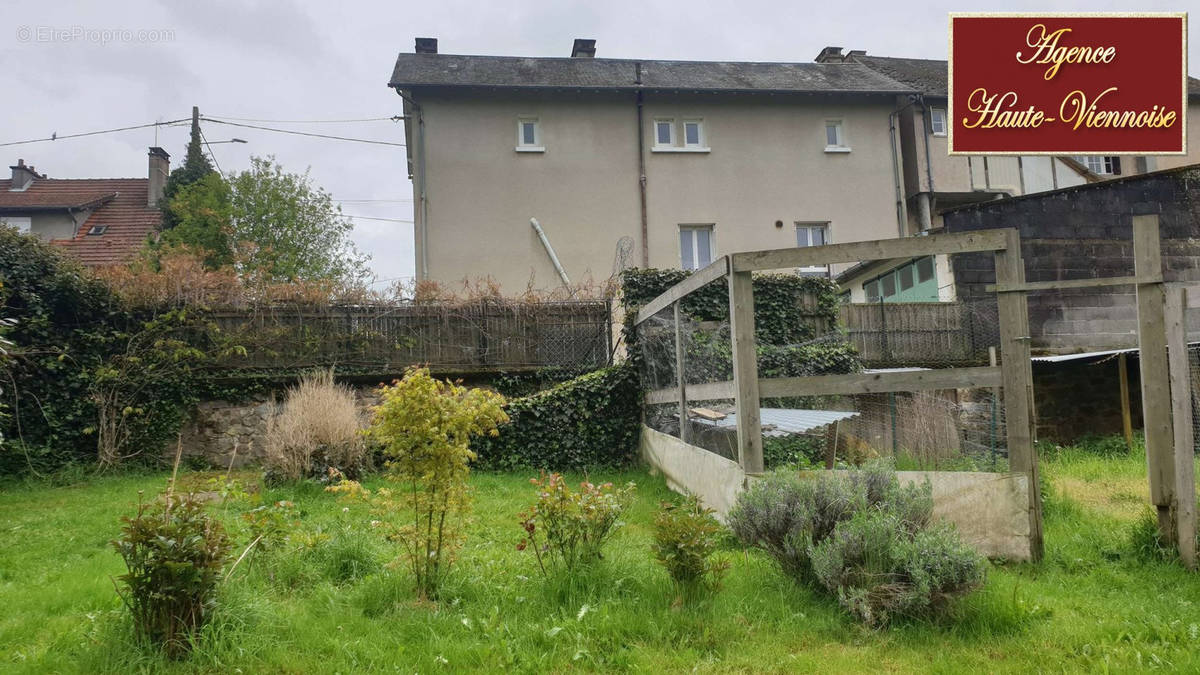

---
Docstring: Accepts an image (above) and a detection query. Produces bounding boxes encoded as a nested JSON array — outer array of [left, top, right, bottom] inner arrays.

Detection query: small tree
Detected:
[[160, 118, 217, 230], [157, 173, 234, 269], [330, 367, 507, 599], [228, 156, 370, 284]]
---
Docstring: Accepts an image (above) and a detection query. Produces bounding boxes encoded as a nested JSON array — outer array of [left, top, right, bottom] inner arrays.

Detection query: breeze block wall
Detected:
[[943, 165, 1200, 353]]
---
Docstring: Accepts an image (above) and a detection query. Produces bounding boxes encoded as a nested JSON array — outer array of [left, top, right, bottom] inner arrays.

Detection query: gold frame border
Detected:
[[947, 12, 1188, 157]]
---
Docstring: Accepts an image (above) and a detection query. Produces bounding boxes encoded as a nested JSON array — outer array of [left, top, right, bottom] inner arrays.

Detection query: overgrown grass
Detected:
[[2, 446, 1199, 672]]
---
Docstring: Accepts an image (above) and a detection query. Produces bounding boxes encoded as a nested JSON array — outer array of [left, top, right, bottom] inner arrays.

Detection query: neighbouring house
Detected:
[[389, 38, 914, 291], [388, 38, 1200, 297], [0, 147, 168, 266], [821, 47, 1200, 303]]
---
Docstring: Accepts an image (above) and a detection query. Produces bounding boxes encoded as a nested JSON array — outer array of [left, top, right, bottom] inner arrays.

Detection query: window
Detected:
[[652, 118, 708, 152], [880, 275, 896, 297], [516, 117, 543, 152], [87, 224, 107, 236], [930, 108, 947, 136], [679, 225, 714, 270], [795, 222, 830, 276], [824, 120, 849, 152], [864, 280, 880, 301], [654, 119, 675, 147], [1077, 156, 1121, 175], [916, 256, 935, 283], [1, 216, 31, 233], [898, 265, 914, 291]]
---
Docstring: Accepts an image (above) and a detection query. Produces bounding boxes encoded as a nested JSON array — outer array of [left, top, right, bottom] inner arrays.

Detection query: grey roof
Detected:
[[389, 53, 914, 95], [852, 55, 947, 97], [691, 408, 859, 437], [852, 54, 1200, 99]]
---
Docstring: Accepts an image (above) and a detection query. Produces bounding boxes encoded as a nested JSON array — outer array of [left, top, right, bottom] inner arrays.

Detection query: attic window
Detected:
[[87, 224, 107, 236]]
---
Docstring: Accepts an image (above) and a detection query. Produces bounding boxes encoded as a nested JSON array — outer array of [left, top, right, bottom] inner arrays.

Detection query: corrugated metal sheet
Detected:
[[692, 408, 859, 437]]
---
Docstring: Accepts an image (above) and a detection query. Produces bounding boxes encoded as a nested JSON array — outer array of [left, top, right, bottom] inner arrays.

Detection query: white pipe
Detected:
[[530, 217, 571, 288]]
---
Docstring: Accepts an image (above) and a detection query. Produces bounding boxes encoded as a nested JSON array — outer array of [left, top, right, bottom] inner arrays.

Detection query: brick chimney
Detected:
[[571, 39, 596, 58], [415, 37, 438, 54], [9, 159, 40, 191], [148, 147, 170, 207]]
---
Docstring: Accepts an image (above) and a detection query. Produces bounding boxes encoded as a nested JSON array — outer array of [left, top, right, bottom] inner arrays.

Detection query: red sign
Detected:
[[949, 14, 1187, 155]]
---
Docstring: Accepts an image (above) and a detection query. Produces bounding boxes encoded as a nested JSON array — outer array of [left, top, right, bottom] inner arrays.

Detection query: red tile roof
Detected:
[[0, 177, 161, 266]]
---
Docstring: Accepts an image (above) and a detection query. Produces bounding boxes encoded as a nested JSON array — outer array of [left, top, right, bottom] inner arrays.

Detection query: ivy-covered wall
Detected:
[[471, 364, 641, 471]]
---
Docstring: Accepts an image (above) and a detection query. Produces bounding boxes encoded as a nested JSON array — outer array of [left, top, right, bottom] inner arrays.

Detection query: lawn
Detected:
[[1, 447, 1198, 673]]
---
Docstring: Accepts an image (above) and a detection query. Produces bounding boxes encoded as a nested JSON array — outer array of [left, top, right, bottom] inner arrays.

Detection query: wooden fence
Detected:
[[838, 301, 997, 367], [207, 300, 612, 375]]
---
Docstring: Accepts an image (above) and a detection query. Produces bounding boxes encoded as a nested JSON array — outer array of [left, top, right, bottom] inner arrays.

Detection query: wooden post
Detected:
[[1118, 353, 1135, 454], [728, 270, 763, 474], [994, 227, 1044, 561], [1164, 286, 1197, 569], [674, 301, 690, 444], [1134, 214, 1179, 543]]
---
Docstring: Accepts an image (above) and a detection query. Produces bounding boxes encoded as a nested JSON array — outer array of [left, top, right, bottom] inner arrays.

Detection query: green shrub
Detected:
[[111, 490, 233, 658], [518, 473, 635, 576], [728, 462, 984, 625], [473, 364, 641, 471], [651, 495, 729, 599], [809, 511, 985, 626], [330, 367, 507, 599]]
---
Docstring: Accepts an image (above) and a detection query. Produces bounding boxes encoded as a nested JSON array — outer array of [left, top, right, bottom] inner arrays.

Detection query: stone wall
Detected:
[[178, 387, 380, 468], [944, 165, 1200, 353]]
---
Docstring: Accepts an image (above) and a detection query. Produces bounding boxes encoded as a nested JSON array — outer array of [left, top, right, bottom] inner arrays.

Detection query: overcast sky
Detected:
[[3, 1, 1194, 285]]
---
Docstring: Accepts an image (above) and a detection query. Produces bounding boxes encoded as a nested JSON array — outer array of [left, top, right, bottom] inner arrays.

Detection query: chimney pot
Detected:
[[414, 37, 438, 54], [815, 46, 844, 63], [571, 38, 596, 58], [148, 146, 170, 207]]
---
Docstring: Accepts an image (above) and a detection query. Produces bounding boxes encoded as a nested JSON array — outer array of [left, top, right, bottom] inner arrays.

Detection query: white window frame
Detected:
[[930, 108, 947, 136], [682, 119, 706, 149], [653, 118, 676, 149], [652, 117, 710, 153], [795, 222, 831, 276], [678, 224, 715, 271], [824, 119, 850, 153], [1, 216, 31, 233], [515, 117, 543, 152], [1078, 155, 1117, 175]]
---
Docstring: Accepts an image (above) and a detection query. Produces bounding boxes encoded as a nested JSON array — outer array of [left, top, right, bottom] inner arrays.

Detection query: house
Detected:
[[0, 147, 168, 266], [389, 38, 916, 291], [820, 47, 1200, 303], [388, 39, 1200, 297]]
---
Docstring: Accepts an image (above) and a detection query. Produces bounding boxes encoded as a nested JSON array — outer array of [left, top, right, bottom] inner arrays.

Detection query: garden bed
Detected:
[[1, 451, 1199, 672]]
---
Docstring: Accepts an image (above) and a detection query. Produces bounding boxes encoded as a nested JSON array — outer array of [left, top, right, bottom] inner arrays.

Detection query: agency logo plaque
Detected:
[[949, 13, 1187, 155]]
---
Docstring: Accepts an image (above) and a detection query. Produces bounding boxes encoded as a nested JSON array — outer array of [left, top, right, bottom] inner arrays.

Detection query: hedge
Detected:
[[472, 364, 641, 471], [619, 267, 841, 348]]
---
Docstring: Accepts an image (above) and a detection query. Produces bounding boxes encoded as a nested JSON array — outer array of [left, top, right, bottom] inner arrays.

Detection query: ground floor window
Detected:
[[679, 224, 714, 270]]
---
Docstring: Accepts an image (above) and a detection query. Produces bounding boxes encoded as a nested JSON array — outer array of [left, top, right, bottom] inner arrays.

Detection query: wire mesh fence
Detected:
[[839, 297, 1002, 368], [638, 295, 1009, 471]]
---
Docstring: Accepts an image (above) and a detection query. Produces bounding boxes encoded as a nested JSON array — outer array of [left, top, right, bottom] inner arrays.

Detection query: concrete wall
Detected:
[[641, 424, 1033, 560], [944, 166, 1200, 352], [33, 211, 82, 241], [1156, 102, 1200, 171], [414, 90, 901, 292]]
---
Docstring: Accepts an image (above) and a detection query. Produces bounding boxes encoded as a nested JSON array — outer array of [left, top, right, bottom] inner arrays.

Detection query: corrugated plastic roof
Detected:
[[692, 407, 860, 437]]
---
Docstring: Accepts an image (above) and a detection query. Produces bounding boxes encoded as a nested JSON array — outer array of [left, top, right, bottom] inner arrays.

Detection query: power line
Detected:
[[201, 117, 406, 147], [207, 115, 403, 124], [0, 118, 190, 148], [343, 214, 414, 223], [197, 124, 223, 175]]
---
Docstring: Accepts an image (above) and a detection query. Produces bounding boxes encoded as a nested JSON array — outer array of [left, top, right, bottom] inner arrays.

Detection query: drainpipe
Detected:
[[917, 95, 935, 232], [530, 218, 571, 288], [635, 62, 649, 268], [887, 105, 909, 239], [397, 90, 429, 280]]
